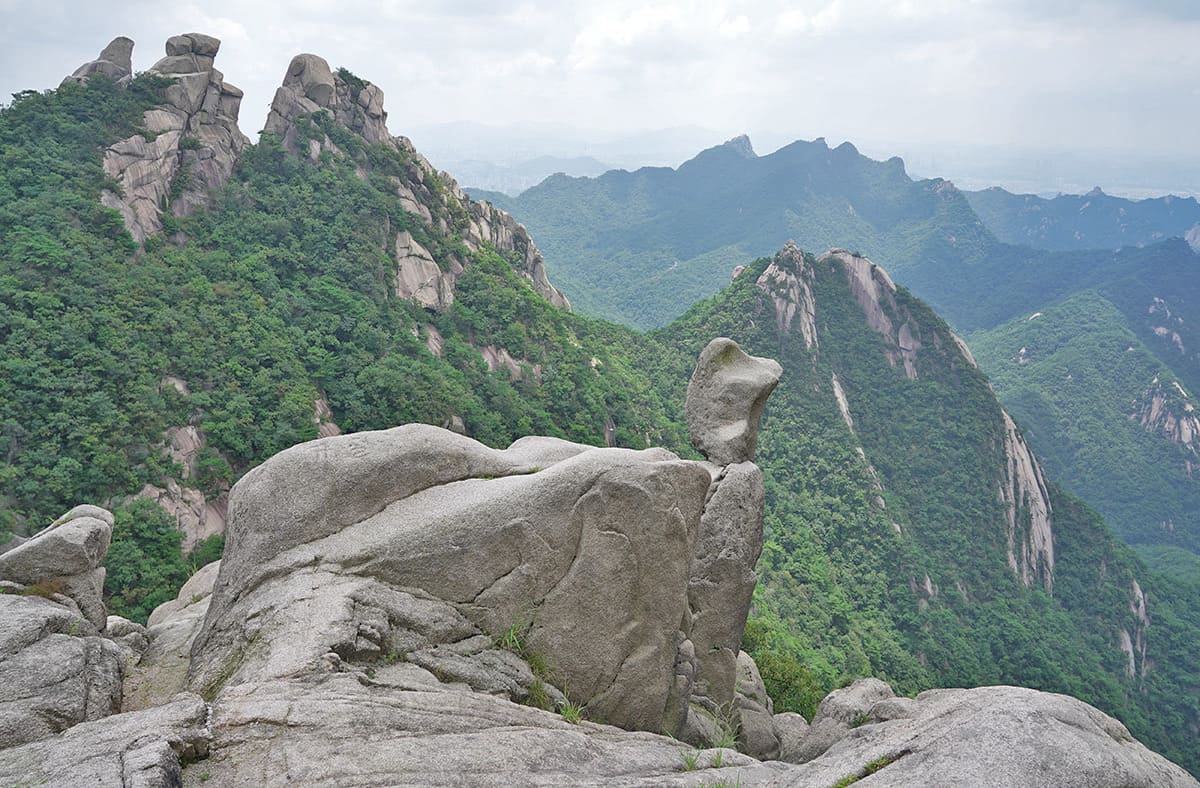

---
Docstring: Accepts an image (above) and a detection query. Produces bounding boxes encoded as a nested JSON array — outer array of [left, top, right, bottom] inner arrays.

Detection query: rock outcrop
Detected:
[[1133, 375, 1200, 459], [0, 507, 126, 749], [62, 37, 134, 85], [82, 34, 249, 243], [262, 52, 570, 312], [173, 338, 777, 744], [756, 240, 818, 349], [999, 411, 1055, 593]]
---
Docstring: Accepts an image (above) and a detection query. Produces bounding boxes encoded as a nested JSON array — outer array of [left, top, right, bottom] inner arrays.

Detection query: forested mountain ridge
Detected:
[[0, 37, 667, 620], [475, 135, 995, 331], [0, 34, 1198, 776], [485, 134, 1200, 582], [966, 185, 1200, 253], [655, 244, 1200, 775]]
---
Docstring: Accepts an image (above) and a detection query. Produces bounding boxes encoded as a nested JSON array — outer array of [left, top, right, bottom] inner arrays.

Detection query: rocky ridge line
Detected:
[[263, 52, 570, 312]]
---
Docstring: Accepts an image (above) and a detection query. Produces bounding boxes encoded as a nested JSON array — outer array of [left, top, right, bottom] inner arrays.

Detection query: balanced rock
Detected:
[[686, 337, 782, 465]]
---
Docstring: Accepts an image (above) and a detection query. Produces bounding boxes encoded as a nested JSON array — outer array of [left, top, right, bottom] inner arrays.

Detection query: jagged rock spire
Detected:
[[90, 33, 249, 243]]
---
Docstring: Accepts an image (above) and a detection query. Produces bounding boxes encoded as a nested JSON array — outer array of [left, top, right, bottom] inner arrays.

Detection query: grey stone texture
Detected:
[[686, 337, 783, 465]]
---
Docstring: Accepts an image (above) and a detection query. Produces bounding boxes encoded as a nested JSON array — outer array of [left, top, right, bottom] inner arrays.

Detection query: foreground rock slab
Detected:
[[0, 693, 209, 787]]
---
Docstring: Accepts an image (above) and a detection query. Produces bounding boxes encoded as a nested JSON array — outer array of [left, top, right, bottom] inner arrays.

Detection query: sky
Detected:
[[2, 1, 1198, 195]]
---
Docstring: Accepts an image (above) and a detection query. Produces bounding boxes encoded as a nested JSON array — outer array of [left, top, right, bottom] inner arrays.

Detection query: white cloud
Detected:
[[0, 0, 1197, 174]]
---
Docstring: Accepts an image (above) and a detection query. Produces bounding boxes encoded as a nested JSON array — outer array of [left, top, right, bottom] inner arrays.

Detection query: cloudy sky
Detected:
[[2, 1, 1197, 193]]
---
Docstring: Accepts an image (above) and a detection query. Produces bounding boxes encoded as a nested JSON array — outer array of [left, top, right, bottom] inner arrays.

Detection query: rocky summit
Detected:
[[1, 336, 1194, 786]]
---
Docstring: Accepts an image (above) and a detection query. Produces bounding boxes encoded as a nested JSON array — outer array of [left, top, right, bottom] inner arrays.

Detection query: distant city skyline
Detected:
[[3, 1, 1197, 197]]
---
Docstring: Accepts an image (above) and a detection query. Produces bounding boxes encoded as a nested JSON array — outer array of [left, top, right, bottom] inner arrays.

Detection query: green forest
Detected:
[[1, 75, 1198, 775]]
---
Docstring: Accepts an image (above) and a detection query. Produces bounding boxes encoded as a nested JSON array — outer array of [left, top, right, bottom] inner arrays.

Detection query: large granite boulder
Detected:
[[780, 684, 1198, 787], [187, 426, 715, 734], [0, 506, 129, 749]]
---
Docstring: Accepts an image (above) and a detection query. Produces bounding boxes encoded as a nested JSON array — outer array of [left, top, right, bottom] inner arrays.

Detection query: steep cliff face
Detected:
[[262, 53, 569, 312], [1133, 376, 1200, 458], [752, 243, 1056, 592], [69, 34, 250, 243], [998, 411, 1055, 593], [823, 249, 922, 379]]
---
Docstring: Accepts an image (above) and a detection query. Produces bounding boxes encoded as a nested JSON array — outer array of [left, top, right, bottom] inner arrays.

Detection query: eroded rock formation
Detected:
[[0, 507, 140, 751], [62, 37, 134, 86], [78, 34, 250, 243]]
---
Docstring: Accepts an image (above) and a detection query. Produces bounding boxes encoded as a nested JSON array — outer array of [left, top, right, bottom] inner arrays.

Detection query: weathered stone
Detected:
[[685, 337, 782, 465], [285, 53, 336, 106], [63, 37, 134, 84], [733, 693, 781, 761], [0, 596, 123, 749], [735, 650, 771, 711], [188, 428, 712, 735], [0, 693, 210, 786], [190, 674, 768, 786], [791, 676, 895, 763], [0, 513, 111, 585], [60, 567, 107, 630], [687, 462, 765, 708], [97, 37, 134, 72], [105, 616, 149, 662], [165, 32, 220, 57], [394, 230, 452, 310], [774, 710, 810, 762], [783, 685, 1198, 787], [407, 639, 542, 701]]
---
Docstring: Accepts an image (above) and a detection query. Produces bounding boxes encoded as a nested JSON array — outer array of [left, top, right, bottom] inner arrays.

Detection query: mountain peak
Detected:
[[723, 134, 756, 158], [1086, 186, 1106, 197]]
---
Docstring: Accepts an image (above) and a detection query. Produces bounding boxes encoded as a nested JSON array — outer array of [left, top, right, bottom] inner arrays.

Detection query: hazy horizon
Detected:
[[3, 1, 1197, 198]]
